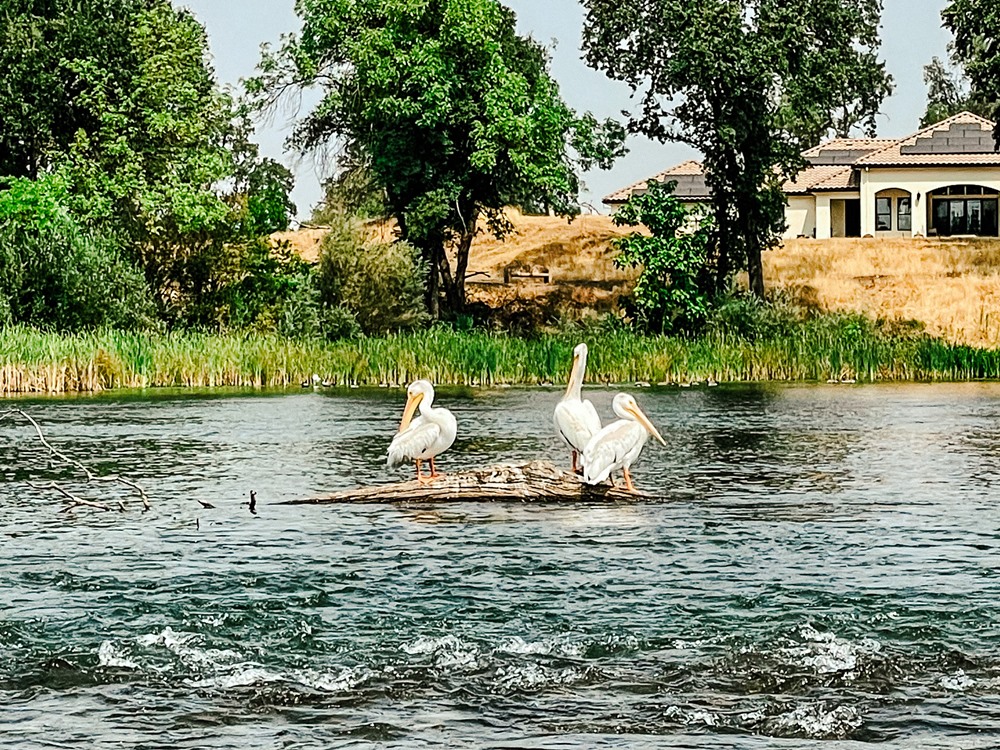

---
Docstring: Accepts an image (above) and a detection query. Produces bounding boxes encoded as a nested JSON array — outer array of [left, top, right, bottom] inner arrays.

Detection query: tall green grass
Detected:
[[3, 318, 1000, 394]]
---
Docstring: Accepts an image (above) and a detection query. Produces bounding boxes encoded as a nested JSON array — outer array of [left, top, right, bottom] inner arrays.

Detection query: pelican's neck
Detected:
[[563, 352, 586, 401], [612, 397, 632, 421], [419, 388, 435, 412]]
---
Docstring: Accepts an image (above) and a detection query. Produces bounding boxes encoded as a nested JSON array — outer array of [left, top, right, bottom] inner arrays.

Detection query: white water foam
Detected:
[[491, 661, 589, 693], [787, 624, 881, 675], [136, 626, 242, 668], [97, 640, 140, 670], [767, 702, 864, 738], [185, 664, 371, 692], [497, 636, 586, 658], [662, 705, 721, 728], [402, 634, 481, 670], [941, 669, 976, 691]]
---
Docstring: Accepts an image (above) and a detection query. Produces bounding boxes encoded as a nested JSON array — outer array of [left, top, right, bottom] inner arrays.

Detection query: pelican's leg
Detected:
[[414, 459, 424, 482], [623, 467, 637, 494], [428, 456, 445, 479], [571, 450, 579, 474]]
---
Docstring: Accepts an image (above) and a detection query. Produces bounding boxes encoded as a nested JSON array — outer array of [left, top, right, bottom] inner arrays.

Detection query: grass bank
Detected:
[[4, 316, 1000, 394]]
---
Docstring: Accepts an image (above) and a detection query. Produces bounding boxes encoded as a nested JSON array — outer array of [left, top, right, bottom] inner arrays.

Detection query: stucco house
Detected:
[[603, 112, 1000, 240]]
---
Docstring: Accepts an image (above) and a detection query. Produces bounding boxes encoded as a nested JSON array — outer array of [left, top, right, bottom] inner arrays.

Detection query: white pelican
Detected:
[[582, 393, 665, 493], [553, 343, 602, 473], [386, 380, 457, 482]]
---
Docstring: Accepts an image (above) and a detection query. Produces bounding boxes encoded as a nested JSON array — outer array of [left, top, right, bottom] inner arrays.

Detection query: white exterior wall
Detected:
[[784, 196, 817, 239], [860, 167, 1000, 237], [812, 192, 857, 239]]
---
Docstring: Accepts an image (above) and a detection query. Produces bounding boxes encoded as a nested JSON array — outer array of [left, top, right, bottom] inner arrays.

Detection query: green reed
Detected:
[[3, 320, 1000, 394]]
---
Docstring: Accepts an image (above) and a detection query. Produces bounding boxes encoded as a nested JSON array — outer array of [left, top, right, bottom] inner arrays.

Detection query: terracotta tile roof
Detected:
[[801, 138, 896, 155], [856, 111, 1000, 167], [602, 112, 1000, 206], [602, 160, 711, 204], [783, 166, 856, 194]]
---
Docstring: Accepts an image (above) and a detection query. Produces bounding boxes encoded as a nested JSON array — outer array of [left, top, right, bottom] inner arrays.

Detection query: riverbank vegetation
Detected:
[[5, 297, 1000, 394], [5, 0, 1000, 394]]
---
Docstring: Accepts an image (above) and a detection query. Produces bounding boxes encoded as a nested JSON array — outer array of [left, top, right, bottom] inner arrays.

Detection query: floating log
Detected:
[[284, 461, 644, 505]]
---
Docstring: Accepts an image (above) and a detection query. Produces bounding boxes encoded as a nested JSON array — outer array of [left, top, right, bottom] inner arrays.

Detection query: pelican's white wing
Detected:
[[387, 416, 443, 466], [554, 398, 603, 453], [582, 420, 644, 485]]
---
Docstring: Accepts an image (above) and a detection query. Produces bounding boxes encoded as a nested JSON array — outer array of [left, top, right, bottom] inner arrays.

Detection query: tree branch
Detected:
[[0, 408, 150, 513]]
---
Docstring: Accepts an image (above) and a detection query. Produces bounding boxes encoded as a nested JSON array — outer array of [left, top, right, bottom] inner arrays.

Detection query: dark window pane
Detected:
[[969, 199, 982, 234], [935, 200, 949, 236], [876, 197, 892, 230], [898, 197, 911, 231], [951, 200, 966, 234], [984, 200, 998, 236]]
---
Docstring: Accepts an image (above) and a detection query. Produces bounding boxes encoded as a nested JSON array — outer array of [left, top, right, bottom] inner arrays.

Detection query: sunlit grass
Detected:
[[4, 319, 1000, 394]]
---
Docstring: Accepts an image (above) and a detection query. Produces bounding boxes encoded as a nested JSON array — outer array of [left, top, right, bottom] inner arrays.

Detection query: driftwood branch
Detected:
[[285, 461, 647, 505], [0, 408, 150, 513]]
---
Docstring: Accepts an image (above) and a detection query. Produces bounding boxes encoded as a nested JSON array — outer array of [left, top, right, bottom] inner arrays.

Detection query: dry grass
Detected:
[[276, 215, 1000, 347], [769, 238, 1000, 347], [464, 209, 636, 283]]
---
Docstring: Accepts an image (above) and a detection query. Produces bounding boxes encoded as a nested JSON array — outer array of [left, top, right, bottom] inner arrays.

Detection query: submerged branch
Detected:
[[0, 408, 150, 513]]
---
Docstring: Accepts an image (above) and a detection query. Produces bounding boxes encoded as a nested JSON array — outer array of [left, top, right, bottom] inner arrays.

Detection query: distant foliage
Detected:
[[943, 1, 1000, 138], [612, 180, 716, 334], [251, 0, 625, 315], [582, 0, 893, 298], [315, 219, 430, 338], [920, 56, 992, 127], [0, 0, 296, 330], [0, 176, 155, 331]]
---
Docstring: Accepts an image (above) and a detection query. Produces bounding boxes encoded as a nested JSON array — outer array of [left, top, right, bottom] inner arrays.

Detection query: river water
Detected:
[[1, 384, 1000, 749]]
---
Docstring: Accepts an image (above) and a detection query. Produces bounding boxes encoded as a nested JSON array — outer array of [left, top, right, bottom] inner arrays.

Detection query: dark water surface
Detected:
[[2, 384, 1000, 749]]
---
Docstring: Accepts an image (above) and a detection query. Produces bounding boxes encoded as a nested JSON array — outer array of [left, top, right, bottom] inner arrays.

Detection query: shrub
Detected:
[[0, 176, 156, 331], [315, 217, 429, 335], [612, 179, 717, 333]]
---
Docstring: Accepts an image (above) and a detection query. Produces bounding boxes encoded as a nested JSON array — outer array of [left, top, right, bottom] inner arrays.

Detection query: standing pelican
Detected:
[[554, 343, 602, 473], [582, 393, 665, 493], [387, 380, 457, 482]]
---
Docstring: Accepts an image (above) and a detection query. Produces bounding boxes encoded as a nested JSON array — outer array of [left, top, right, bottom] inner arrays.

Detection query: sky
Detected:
[[180, 0, 954, 221]]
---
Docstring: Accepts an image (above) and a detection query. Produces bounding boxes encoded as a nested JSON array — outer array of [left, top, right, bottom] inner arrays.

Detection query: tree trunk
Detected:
[[281, 461, 646, 504], [438, 249, 460, 315], [712, 192, 731, 293], [423, 243, 441, 319], [452, 223, 477, 313], [746, 244, 764, 298]]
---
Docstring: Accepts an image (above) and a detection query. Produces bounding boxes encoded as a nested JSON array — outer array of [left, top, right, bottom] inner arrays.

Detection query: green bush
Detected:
[[0, 176, 156, 331], [0, 224, 156, 331], [315, 217, 429, 336], [705, 292, 803, 341], [612, 179, 717, 333]]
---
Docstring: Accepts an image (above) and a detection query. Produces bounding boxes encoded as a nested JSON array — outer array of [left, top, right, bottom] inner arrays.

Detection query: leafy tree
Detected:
[[0, 0, 148, 180], [581, 0, 892, 298], [943, 1, 1000, 139], [0, 175, 156, 330], [611, 180, 715, 333], [250, 0, 626, 317], [0, 0, 296, 326], [920, 56, 992, 127]]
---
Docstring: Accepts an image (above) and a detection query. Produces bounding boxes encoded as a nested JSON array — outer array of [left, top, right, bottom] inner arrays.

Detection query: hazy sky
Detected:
[[180, 0, 953, 220]]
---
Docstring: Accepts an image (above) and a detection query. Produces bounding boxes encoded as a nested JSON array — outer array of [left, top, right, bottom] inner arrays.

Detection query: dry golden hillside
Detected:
[[769, 238, 1000, 347], [275, 213, 1000, 347]]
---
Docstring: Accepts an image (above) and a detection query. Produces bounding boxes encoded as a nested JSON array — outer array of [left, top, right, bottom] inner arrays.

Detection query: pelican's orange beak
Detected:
[[627, 403, 666, 445], [398, 391, 424, 432]]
